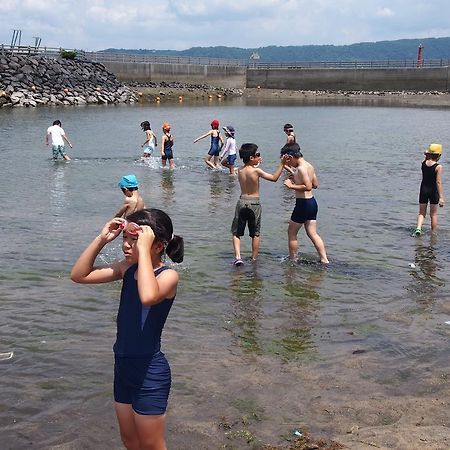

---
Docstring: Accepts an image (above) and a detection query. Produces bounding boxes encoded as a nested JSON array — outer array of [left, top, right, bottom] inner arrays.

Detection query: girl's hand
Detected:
[[439, 197, 445, 207], [136, 225, 155, 252], [100, 218, 124, 243]]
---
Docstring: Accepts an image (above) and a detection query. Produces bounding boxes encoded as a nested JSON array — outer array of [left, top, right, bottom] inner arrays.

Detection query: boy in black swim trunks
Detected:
[[231, 143, 289, 265], [281, 143, 329, 264]]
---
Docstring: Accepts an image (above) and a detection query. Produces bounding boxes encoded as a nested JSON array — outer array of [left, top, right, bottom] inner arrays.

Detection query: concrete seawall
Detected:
[[102, 61, 450, 92], [246, 67, 450, 91], [102, 61, 247, 89]]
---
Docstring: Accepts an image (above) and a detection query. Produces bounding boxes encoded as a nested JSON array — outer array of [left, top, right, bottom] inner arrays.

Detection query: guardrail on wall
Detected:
[[1, 44, 449, 69]]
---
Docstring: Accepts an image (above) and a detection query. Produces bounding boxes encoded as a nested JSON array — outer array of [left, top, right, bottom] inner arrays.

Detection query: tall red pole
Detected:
[[417, 44, 423, 67]]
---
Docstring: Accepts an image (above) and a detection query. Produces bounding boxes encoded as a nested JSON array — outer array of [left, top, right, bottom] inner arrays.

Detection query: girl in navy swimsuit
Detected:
[[71, 208, 184, 450], [193, 118, 224, 169]]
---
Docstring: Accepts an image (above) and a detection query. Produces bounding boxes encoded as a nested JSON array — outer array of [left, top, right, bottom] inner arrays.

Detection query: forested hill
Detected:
[[102, 37, 450, 62]]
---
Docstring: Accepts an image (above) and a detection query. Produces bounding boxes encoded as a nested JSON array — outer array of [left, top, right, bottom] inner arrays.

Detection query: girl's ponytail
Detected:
[[166, 235, 184, 263]]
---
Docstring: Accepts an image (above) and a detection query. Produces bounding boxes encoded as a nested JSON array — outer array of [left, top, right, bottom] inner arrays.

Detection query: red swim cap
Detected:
[[211, 119, 219, 129]]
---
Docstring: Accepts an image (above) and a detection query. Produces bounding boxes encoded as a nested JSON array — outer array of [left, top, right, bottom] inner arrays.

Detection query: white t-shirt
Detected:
[[219, 137, 236, 159], [47, 125, 66, 146]]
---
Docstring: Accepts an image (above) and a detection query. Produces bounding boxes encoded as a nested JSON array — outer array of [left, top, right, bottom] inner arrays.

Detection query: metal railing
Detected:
[[1, 44, 449, 69], [249, 59, 450, 69]]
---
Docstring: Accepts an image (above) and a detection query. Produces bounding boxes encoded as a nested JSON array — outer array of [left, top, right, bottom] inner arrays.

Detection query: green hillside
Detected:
[[102, 37, 450, 62]]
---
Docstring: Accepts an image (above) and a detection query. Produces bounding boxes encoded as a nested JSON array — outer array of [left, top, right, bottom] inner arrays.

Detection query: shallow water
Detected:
[[0, 100, 449, 449]]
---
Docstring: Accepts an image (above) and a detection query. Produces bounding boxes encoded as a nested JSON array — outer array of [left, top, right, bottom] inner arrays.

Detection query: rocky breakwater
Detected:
[[0, 52, 138, 107]]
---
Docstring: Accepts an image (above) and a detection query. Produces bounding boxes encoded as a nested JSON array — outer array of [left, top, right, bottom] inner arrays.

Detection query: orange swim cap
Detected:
[[162, 122, 171, 130]]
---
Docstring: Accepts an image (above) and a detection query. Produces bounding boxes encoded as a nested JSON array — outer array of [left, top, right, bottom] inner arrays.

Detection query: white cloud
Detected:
[[376, 7, 395, 17]]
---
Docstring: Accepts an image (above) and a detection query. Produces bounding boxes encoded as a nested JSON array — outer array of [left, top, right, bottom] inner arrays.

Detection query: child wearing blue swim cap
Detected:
[[115, 174, 145, 218]]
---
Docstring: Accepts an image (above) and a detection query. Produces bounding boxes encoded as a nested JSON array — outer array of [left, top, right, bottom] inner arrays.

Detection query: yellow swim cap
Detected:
[[427, 143, 442, 155]]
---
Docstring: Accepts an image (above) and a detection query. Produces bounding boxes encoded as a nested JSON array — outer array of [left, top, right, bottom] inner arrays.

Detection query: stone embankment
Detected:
[[0, 53, 138, 107]]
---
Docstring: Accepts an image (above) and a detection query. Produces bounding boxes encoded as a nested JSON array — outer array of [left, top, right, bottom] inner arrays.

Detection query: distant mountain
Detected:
[[102, 37, 450, 62]]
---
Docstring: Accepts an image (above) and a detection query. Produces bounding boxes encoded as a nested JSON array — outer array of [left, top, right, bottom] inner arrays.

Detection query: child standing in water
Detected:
[[219, 125, 237, 175], [140, 121, 157, 158], [193, 119, 224, 169], [414, 143, 445, 235], [231, 143, 289, 265], [160, 123, 175, 169], [115, 175, 145, 218], [281, 143, 329, 264], [283, 123, 296, 144], [71, 208, 184, 450], [46, 120, 73, 161]]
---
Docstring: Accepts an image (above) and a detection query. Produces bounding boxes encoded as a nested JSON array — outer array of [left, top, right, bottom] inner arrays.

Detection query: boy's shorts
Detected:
[[291, 197, 318, 223], [231, 196, 261, 238], [114, 352, 171, 415], [52, 145, 67, 159], [227, 154, 237, 166]]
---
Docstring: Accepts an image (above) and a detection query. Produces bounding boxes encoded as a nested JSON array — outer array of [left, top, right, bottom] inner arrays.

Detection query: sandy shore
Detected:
[[132, 85, 450, 108]]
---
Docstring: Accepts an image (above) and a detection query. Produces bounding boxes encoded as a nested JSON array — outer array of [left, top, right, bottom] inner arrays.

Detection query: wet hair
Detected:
[[280, 143, 302, 158], [141, 121, 151, 131], [283, 123, 294, 131], [425, 153, 441, 162], [53, 120, 61, 126], [126, 208, 184, 263], [239, 143, 259, 164]]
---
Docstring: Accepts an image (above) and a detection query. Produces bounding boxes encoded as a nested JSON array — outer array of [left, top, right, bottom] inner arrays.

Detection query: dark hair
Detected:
[[126, 208, 184, 263], [425, 153, 441, 162], [280, 143, 302, 158], [141, 121, 151, 131], [239, 143, 258, 164], [121, 187, 138, 193], [53, 120, 61, 126], [283, 123, 294, 131]]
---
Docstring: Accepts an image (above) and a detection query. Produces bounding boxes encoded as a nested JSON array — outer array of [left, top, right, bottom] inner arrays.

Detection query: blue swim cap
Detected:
[[118, 174, 139, 189]]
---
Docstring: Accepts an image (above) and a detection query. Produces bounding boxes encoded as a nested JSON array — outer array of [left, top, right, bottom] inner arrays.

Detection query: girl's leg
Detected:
[[205, 155, 215, 169], [229, 165, 235, 175], [416, 203, 427, 230], [169, 158, 175, 169], [115, 402, 141, 450], [134, 413, 167, 450], [213, 155, 219, 168], [430, 204, 439, 231], [161, 158, 167, 168], [304, 220, 329, 264]]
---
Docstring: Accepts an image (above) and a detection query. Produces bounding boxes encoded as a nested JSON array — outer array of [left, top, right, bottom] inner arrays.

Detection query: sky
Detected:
[[1, 0, 450, 52]]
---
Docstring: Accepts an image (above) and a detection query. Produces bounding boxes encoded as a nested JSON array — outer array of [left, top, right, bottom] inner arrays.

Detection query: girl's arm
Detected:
[[135, 227, 179, 305], [436, 165, 445, 206], [193, 130, 211, 143], [71, 219, 128, 284], [63, 134, 73, 148], [219, 139, 231, 160], [161, 135, 166, 155]]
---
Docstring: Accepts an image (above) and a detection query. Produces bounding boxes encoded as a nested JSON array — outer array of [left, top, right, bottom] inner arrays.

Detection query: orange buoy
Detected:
[[178, 96, 183, 101], [156, 96, 161, 102]]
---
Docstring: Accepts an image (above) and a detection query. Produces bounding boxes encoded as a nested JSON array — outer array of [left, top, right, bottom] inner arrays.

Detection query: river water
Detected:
[[0, 99, 449, 449]]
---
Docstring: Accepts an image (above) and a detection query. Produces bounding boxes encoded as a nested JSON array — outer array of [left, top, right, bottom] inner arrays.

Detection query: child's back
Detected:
[[115, 175, 145, 218]]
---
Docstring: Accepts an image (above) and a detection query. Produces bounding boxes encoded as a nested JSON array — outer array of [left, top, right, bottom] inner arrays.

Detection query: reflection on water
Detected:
[[160, 169, 175, 203], [407, 234, 444, 309], [229, 266, 264, 355]]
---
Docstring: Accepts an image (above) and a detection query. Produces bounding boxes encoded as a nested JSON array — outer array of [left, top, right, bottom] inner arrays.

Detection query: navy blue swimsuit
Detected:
[[208, 132, 221, 156], [113, 265, 175, 415], [419, 162, 439, 205], [162, 134, 174, 160]]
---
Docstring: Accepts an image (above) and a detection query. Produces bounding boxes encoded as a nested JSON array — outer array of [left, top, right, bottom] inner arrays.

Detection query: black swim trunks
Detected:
[[291, 197, 318, 223]]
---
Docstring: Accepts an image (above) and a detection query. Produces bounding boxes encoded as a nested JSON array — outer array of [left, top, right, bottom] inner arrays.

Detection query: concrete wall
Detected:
[[102, 61, 247, 89], [247, 67, 450, 91]]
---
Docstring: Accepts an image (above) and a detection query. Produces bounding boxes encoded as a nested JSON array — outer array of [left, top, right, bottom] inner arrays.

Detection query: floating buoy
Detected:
[[208, 94, 213, 99], [156, 96, 161, 102], [217, 94, 222, 99], [138, 92, 143, 97], [178, 95, 183, 101], [257, 85, 261, 89]]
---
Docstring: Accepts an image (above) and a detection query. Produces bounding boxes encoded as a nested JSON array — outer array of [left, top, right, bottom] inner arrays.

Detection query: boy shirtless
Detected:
[[283, 123, 296, 144], [231, 143, 289, 265], [115, 174, 145, 218], [281, 143, 329, 264]]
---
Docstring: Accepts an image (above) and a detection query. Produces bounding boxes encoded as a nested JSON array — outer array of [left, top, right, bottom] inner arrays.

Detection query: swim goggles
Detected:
[[119, 220, 142, 235]]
